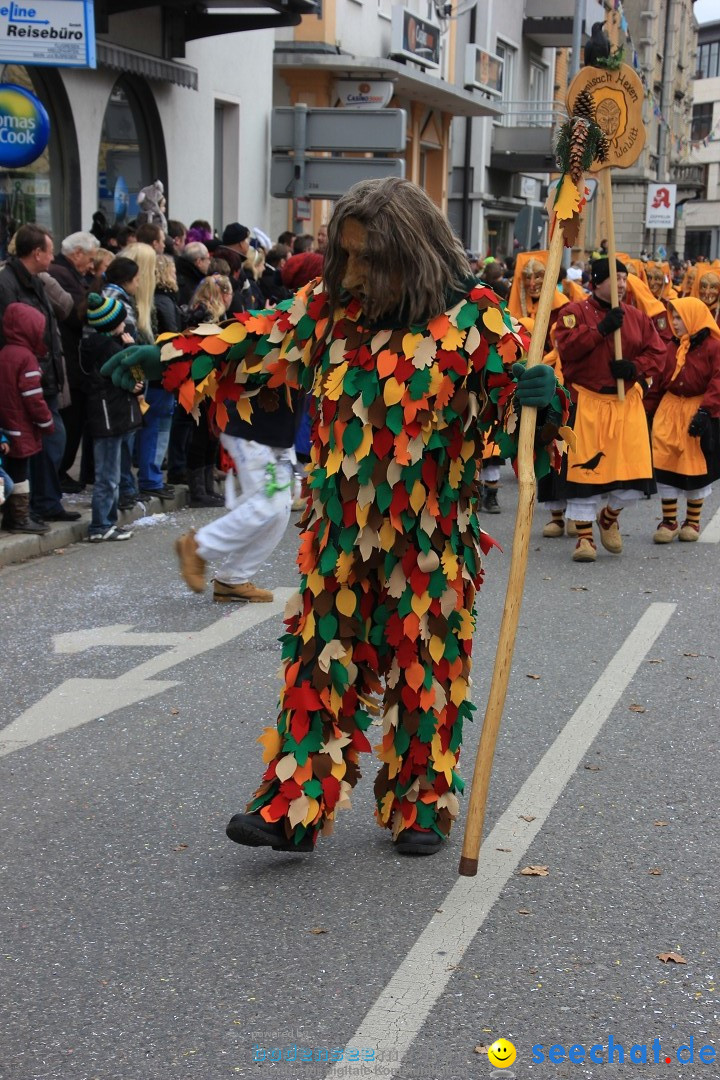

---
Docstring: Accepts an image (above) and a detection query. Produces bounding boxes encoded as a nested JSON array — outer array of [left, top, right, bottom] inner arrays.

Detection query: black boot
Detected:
[[482, 485, 501, 513], [188, 468, 218, 507], [204, 465, 224, 506], [226, 813, 314, 852], [2, 491, 50, 534]]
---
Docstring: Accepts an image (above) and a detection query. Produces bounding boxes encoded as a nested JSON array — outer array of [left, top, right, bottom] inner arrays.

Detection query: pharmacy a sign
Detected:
[[645, 183, 677, 229], [0, 82, 49, 166], [0, 0, 95, 68]]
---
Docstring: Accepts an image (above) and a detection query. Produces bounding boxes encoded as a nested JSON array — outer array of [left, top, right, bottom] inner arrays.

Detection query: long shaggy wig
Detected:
[[323, 178, 471, 325]]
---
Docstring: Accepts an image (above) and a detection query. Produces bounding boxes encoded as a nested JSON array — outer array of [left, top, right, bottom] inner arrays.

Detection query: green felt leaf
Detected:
[[338, 525, 358, 554], [357, 454, 376, 486], [455, 301, 479, 330], [408, 368, 432, 400], [330, 658, 349, 693], [451, 769, 465, 793], [191, 355, 215, 381], [418, 711, 437, 743], [375, 482, 393, 514], [443, 634, 460, 662], [303, 778, 323, 799], [385, 404, 404, 436], [428, 568, 447, 599], [362, 375, 380, 408], [342, 420, 364, 455], [415, 800, 437, 828], [325, 495, 343, 525], [318, 544, 338, 576], [294, 314, 316, 341], [318, 612, 338, 642], [393, 725, 411, 757], [449, 719, 464, 753]]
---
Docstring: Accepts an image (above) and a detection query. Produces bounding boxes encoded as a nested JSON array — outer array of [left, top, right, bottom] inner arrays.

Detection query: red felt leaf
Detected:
[[162, 360, 192, 392], [351, 728, 372, 753], [321, 774, 341, 810]]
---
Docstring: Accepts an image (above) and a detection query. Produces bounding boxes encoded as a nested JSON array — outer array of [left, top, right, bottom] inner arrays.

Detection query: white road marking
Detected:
[[53, 624, 192, 652], [699, 504, 720, 543], [324, 602, 677, 1079], [0, 590, 294, 758]]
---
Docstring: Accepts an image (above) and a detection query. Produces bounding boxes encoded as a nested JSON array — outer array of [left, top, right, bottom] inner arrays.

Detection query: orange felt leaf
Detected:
[[215, 399, 229, 431], [435, 377, 455, 410], [406, 661, 425, 692], [428, 313, 451, 340], [377, 350, 398, 379], [178, 379, 195, 414], [200, 334, 232, 355]]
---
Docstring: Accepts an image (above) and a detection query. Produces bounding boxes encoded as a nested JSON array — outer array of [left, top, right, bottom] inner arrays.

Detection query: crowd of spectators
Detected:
[[0, 214, 326, 541]]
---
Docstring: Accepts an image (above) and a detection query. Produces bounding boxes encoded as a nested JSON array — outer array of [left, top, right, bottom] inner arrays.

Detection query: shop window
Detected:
[[0, 63, 78, 256], [97, 76, 166, 228]]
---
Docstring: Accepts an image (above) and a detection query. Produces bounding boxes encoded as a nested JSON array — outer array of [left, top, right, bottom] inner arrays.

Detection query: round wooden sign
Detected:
[[567, 63, 646, 171]]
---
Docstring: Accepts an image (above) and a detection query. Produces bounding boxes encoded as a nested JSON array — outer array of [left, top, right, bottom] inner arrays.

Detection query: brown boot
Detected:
[[212, 579, 273, 603], [2, 491, 50, 534], [174, 529, 206, 592]]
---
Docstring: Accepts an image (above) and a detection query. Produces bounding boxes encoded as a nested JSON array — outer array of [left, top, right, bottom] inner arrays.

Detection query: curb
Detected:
[[0, 487, 191, 570]]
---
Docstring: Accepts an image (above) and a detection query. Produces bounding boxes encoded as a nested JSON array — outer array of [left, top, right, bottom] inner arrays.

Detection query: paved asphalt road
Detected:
[[1, 474, 718, 1080]]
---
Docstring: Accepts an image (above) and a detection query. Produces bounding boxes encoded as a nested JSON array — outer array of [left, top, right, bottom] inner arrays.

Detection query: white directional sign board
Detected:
[[271, 155, 405, 200], [271, 107, 406, 153]]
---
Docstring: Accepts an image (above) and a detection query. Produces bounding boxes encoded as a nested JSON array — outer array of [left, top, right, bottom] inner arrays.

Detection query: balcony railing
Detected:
[[670, 163, 706, 189], [495, 100, 566, 129]]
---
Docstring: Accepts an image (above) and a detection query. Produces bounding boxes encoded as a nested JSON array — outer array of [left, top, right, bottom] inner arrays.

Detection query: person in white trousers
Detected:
[[175, 396, 297, 602]]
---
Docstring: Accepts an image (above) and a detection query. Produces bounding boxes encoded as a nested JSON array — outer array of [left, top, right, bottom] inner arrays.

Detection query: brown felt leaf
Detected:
[[521, 864, 549, 876], [309, 927, 329, 935], [519, 814, 536, 823], [654, 820, 669, 827], [474, 1044, 489, 1055], [570, 585, 588, 591], [629, 704, 646, 713], [658, 951, 686, 965], [526, 673, 541, 680], [648, 868, 663, 875], [170, 707, 180, 715], [517, 908, 533, 916]]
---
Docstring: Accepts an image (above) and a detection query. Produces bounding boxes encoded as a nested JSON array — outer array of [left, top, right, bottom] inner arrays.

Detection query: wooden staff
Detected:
[[458, 211, 568, 877], [601, 169, 626, 401]]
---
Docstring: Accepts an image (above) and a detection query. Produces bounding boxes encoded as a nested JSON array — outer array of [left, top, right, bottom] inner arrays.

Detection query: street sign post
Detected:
[[270, 103, 407, 229], [271, 155, 406, 201], [271, 107, 406, 153]]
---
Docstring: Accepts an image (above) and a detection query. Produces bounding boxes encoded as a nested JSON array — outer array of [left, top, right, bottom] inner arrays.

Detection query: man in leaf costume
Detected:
[[103, 179, 565, 856]]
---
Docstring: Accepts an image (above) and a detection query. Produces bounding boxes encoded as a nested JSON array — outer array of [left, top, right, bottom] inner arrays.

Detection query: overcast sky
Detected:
[[693, 0, 718, 25]]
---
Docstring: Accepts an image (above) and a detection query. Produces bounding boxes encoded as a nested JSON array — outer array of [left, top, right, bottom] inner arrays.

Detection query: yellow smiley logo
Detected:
[[487, 1038, 517, 1068]]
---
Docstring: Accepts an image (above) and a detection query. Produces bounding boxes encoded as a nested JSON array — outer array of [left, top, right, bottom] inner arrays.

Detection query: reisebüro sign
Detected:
[[0, 0, 96, 68], [0, 82, 50, 166]]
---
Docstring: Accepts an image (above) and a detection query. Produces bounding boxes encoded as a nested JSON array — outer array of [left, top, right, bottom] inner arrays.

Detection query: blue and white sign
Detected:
[[0, 1, 95, 68], [0, 82, 49, 167]]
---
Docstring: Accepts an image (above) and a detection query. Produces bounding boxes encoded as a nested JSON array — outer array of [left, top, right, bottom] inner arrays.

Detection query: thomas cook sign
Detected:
[[0, 0, 95, 68], [0, 83, 49, 167]]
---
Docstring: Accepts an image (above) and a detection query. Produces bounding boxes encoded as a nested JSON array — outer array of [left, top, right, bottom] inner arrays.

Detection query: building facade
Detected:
[[684, 17, 720, 259], [0, 0, 313, 253]]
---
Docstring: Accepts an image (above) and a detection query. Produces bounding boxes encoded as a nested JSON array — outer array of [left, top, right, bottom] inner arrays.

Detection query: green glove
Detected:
[[512, 362, 557, 408], [100, 345, 162, 391]]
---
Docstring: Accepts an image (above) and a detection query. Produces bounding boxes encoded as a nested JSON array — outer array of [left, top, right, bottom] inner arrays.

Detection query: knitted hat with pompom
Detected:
[[87, 292, 125, 333]]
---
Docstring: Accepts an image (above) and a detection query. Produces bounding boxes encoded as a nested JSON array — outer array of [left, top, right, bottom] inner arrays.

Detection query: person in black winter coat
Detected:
[[0, 224, 75, 522], [80, 293, 143, 541]]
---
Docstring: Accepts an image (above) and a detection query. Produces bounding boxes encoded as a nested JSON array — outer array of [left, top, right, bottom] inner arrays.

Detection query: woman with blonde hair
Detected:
[[187, 274, 232, 325], [184, 273, 233, 506], [119, 241, 157, 344], [119, 241, 176, 500]]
